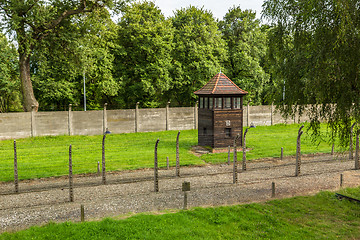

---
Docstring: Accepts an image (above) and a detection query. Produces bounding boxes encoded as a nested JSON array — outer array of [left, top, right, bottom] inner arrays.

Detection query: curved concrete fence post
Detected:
[[233, 134, 240, 184], [154, 139, 160, 192], [295, 125, 304, 176]]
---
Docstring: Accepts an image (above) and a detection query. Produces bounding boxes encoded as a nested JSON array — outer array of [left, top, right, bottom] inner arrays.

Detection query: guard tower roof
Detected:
[[194, 72, 248, 95]]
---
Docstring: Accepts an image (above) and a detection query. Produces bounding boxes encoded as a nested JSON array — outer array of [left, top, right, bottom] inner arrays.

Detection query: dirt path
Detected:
[[1, 153, 360, 233]]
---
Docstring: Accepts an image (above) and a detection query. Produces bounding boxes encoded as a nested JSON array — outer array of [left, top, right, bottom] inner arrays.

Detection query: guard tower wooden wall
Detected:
[[194, 73, 247, 148]]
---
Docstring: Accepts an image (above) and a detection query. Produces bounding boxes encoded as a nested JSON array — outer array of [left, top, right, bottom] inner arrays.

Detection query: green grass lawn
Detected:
[[0, 130, 202, 182], [0, 123, 344, 182], [2, 187, 360, 239], [202, 123, 344, 164]]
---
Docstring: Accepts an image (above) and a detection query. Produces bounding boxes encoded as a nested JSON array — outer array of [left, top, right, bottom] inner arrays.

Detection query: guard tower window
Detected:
[[199, 97, 203, 108], [204, 97, 208, 109], [209, 98, 213, 109], [224, 97, 231, 109], [203, 128, 207, 135], [215, 97, 222, 108], [234, 97, 241, 109], [225, 128, 231, 138]]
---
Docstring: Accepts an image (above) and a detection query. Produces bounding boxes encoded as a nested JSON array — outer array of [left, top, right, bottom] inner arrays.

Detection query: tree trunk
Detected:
[[19, 53, 38, 112]]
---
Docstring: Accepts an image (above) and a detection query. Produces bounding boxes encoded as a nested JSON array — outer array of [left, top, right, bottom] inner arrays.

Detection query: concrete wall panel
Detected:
[[0, 105, 314, 140], [243, 107, 248, 127], [138, 108, 166, 132], [168, 107, 194, 130], [0, 112, 31, 140], [35, 112, 68, 136], [107, 109, 135, 134], [72, 111, 103, 135], [248, 105, 271, 126]]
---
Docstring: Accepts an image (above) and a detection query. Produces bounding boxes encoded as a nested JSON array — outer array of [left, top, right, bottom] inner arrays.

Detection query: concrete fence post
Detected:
[[331, 143, 335, 155], [233, 134, 240, 184], [31, 105, 36, 137], [166, 102, 170, 131], [295, 105, 300, 123], [242, 128, 249, 171], [14, 140, 18, 193], [247, 102, 250, 127], [350, 122, 356, 160], [293, 106, 296, 124], [355, 132, 359, 170], [103, 103, 108, 134], [102, 134, 106, 184], [68, 104, 73, 136], [154, 139, 160, 192], [69, 144, 74, 202], [176, 131, 181, 177], [271, 103, 274, 126], [295, 125, 304, 176], [194, 101, 198, 130], [166, 156, 169, 170], [281, 147, 284, 160], [135, 102, 139, 133]]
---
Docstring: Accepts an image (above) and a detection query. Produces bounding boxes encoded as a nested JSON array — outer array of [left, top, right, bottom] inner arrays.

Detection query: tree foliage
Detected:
[[263, 0, 360, 143], [31, 9, 119, 111], [0, 0, 121, 111], [0, 1, 279, 112], [0, 34, 21, 112], [114, 1, 173, 108], [219, 6, 269, 105], [81, 11, 119, 109], [170, 6, 226, 106], [30, 16, 81, 111]]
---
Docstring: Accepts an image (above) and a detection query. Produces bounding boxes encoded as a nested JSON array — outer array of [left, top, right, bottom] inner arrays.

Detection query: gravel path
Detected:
[[1, 153, 360, 233]]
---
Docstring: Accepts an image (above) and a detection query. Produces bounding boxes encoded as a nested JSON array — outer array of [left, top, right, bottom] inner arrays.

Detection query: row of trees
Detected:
[[0, 1, 270, 111], [2, 0, 359, 145]]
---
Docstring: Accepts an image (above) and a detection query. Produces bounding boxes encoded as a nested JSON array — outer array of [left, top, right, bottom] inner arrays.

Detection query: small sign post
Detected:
[[182, 181, 190, 210]]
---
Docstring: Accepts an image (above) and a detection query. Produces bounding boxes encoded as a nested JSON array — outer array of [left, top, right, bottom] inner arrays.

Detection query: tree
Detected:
[[30, 18, 82, 111], [31, 9, 119, 111], [114, 1, 173, 108], [219, 6, 269, 105], [0, 0, 121, 111], [78, 11, 120, 110], [263, 0, 360, 143], [0, 34, 22, 112], [170, 6, 226, 106]]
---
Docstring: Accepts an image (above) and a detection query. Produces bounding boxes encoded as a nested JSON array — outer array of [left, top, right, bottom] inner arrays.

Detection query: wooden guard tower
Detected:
[[194, 72, 248, 148]]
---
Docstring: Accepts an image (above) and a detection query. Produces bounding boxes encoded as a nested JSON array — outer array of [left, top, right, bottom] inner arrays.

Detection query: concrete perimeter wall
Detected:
[[0, 104, 311, 140], [242, 104, 311, 127]]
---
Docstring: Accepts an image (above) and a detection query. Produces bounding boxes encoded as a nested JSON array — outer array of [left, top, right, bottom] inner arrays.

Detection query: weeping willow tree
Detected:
[[263, 0, 360, 144]]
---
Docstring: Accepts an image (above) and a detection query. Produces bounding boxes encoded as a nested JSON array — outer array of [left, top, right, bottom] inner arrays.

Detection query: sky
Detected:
[[153, 0, 266, 20]]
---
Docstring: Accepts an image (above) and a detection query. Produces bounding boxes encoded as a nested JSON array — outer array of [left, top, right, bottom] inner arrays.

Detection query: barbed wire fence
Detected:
[[0, 124, 355, 197]]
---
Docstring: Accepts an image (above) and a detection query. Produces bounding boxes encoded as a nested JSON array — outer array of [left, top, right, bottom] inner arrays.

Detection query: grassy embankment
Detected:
[[0, 123, 344, 182], [1, 187, 360, 239]]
